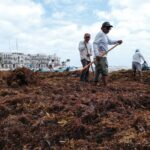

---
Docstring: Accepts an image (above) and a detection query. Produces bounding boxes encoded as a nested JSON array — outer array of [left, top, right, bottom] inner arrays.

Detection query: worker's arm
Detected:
[[78, 41, 85, 52], [107, 36, 122, 45], [93, 32, 103, 57], [139, 53, 146, 62]]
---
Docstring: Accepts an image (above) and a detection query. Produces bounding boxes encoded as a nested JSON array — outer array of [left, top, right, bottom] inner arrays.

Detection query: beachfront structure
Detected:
[[0, 52, 60, 70]]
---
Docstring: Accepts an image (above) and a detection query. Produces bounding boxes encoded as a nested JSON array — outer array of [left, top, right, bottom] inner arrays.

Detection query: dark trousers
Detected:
[[94, 57, 108, 82], [80, 59, 90, 82]]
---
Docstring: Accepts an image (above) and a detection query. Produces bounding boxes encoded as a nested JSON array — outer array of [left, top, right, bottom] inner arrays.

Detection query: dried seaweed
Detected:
[[6, 67, 39, 87], [0, 70, 150, 149]]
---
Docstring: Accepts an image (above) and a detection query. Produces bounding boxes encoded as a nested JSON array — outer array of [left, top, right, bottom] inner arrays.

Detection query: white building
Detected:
[[0, 52, 60, 70]]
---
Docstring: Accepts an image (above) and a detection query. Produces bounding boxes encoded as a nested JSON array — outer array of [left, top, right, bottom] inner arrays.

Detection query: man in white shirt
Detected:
[[132, 49, 146, 80], [78, 33, 92, 82], [93, 22, 122, 86]]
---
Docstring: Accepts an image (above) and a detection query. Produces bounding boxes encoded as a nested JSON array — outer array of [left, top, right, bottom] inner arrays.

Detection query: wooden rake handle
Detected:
[[81, 43, 120, 72]]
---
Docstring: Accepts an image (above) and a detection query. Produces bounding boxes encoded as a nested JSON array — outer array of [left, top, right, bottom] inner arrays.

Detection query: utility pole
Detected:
[[16, 39, 18, 53], [9, 39, 11, 52]]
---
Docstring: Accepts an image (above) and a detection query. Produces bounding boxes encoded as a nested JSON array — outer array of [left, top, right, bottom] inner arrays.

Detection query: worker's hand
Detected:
[[100, 51, 106, 56], [117, 40, 123, 44], [96, 56, 101, 61]]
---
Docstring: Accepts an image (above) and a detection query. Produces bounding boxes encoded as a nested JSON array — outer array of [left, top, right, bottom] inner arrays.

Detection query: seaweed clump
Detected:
[[6, 67, 39, 87]]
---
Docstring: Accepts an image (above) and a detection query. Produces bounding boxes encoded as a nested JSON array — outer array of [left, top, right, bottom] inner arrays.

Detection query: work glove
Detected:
[[117, 40, 123, 44], [96, 56, 101, 61]]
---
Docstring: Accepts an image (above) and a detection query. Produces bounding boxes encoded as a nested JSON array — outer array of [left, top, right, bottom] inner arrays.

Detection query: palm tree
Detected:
[[66, 59, 70, 62]]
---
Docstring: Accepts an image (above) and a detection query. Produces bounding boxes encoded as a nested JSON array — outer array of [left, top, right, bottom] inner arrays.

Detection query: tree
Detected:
[[66, 59, 70, 62]]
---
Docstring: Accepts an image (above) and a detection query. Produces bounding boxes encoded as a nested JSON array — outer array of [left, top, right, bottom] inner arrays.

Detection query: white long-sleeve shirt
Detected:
[[93, 31, 118, 57], [78, 41, 92, 61], [132, 52, 145, 64]]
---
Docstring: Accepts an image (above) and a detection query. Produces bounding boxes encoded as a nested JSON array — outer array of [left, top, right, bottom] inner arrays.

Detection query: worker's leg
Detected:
[[93, 57, 101, 85], [84, 61, 91, 82], [101, 57, 108, 86], [136, 62, 142, 82], [80, 59, 89, 82], [132, 62, 136, 77]]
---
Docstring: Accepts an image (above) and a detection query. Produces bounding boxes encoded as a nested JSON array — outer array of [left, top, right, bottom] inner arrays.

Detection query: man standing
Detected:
[[79, 33, 92, 82], [132, 49, 146, 81], [93, 22, 122, 86]]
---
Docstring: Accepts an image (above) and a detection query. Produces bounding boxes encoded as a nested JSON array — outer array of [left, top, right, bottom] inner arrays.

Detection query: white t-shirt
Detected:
[[78, 41, 92, 61], [132, 52, 145, 64]]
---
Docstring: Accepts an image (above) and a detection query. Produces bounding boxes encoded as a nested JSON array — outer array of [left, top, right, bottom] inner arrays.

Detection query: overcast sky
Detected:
[[0, 0, 150, 67]]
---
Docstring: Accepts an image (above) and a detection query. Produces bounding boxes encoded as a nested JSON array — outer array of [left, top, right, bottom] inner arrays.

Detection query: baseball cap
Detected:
[[102, 22, 113, 28], [135, 49, 140, 52]]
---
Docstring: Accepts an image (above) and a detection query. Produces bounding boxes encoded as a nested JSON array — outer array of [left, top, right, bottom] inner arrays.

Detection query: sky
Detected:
[[0, 0, 150, 67]]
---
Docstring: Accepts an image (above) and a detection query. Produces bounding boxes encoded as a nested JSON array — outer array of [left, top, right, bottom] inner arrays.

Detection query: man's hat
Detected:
[[102, 22, 113, 28], [135, 49, 140, 52]]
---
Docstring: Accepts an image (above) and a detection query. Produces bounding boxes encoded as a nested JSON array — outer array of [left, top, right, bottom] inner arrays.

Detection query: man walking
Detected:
[[132, 49, 146, 81], [79, 33, 92, 82], [93, 22, 122, 86]]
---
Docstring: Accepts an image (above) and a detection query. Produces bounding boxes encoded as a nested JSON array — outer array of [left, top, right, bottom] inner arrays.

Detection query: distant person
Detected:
[[48, 63, 54, 72], [29, 64, 32, 69], [65, 66, 70, 72], [132, 49, 146, 81], [78, 33, 92, 82], [48, 61, 54, 72], [93, 22, 123, 86]]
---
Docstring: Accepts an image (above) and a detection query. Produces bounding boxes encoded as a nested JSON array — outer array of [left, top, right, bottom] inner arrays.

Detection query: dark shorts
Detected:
[[132, 62, 141, 71], [80, 59, 90, 82]]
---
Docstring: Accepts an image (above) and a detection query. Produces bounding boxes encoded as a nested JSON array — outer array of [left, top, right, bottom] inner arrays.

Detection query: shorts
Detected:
[[132, 62, 141, 71]]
